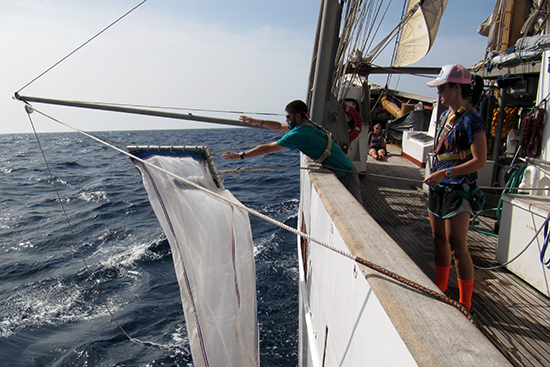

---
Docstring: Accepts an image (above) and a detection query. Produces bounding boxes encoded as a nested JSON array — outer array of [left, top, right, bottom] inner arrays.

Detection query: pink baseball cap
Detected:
[[427, 64, 472, 87]]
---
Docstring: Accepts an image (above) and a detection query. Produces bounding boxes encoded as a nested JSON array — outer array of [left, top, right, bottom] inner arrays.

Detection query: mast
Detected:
[[307, 0, 349, 145]]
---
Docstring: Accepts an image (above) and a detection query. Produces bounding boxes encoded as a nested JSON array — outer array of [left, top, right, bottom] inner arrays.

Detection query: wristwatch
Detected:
[[239, 151, 245, 159], [445, 168, 452, 177]]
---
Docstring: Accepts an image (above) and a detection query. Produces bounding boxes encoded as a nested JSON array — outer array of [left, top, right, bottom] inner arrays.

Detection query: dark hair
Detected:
[[285, 100, 309, 118], [448, 74, 484, 106]]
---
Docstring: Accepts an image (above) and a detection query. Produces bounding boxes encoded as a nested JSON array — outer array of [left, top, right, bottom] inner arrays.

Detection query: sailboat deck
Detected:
[[359, 145, 550, 367]]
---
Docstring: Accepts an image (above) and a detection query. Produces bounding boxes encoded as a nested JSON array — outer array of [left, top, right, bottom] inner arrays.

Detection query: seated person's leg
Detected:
[[369, 148, 378, 159]]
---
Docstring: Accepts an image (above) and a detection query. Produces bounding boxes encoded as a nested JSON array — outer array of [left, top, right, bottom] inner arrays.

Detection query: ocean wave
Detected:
[[1, 129, 300, 365], [0, 277, 117, 338], [77, 190, 109, 203]]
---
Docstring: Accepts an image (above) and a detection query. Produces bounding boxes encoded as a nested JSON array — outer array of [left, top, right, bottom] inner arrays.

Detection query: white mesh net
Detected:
[[133, 151, 259, 367]]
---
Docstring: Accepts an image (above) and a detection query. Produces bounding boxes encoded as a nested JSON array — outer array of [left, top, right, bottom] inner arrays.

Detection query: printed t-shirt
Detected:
[[432, 109, 486, 184]]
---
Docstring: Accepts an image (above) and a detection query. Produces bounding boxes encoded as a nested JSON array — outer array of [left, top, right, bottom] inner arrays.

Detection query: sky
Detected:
[[1, 0, 497, 134]]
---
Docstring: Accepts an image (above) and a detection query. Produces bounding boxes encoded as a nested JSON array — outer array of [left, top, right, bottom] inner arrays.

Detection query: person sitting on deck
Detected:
[[423, 64, 486, 314], [367, 123, 387, 161], [222, 99, 362, 205]]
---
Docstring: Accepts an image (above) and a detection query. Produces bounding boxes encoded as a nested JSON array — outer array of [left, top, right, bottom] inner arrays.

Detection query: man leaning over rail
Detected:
[[222, 100, 362, 205]]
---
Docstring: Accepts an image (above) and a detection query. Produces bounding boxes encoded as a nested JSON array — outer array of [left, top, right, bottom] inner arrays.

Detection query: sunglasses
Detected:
[[437, 84, 449, 92]]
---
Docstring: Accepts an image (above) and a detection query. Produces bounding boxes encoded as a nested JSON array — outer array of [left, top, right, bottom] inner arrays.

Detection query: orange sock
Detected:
[[435, 265, 451, 293], [458, 277, 474, 310]]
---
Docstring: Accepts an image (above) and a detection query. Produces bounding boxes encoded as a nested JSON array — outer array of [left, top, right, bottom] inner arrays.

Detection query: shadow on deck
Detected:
[[359, 145, 550, 367]]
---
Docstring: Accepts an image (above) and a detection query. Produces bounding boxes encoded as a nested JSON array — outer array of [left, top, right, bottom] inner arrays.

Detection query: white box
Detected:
[[496, 194, 550, 297], [402, 131, 433, 168]]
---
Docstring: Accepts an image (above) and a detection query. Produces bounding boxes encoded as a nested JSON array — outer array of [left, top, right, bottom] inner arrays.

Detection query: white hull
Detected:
[[296, 155, 511, 366]]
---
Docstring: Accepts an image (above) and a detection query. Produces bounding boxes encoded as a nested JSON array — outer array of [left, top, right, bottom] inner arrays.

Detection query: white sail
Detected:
[[133, 151, 259, 367], [393, 0, 449, 67]]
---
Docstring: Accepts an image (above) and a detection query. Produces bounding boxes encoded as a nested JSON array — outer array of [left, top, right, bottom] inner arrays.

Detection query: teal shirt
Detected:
[[277, 124, 353, 178]]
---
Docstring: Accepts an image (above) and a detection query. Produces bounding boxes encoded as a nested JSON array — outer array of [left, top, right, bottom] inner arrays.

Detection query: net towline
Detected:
[[20, 100, 476, 322]]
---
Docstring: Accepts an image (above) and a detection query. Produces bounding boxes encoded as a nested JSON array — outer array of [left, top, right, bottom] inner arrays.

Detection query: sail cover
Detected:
[[130, 146, 259, 367], [393, 0, 449, 67]]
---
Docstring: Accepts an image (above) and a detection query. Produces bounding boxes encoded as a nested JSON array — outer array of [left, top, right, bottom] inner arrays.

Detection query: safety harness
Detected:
[[434, 106, 468, 161], [432, 106, 486, 211], [309, 120, 333, 164]]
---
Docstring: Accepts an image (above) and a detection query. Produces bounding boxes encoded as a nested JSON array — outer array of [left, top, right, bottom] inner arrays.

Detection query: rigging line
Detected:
[[24, 108, 137, 346], [218, 166, 333, 175], [72, 101, 284, 117], [387, 0, 408, 87], [211, 132, 286, 153], [21, 101, 475, 323], [365, 0, 393, 53], [370, 64, 438, 78], [366, 2, 420, 63], [16, 0, 148, 94], [85, 131, 127, 146], [474, 215, 550, 271], [367, 172, 550, 191]]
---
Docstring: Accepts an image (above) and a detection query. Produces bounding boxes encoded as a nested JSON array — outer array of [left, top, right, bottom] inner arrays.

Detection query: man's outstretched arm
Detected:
[[222, 142, 286, 160], [240, 115, 290, 133]]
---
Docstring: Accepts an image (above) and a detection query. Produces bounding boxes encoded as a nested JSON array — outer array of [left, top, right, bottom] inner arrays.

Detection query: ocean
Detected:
[[0, 128, 300, 366]]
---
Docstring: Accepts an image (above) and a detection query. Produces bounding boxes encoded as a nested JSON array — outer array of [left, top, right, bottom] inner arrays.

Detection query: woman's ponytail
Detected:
[[460, 74, 484, 106]]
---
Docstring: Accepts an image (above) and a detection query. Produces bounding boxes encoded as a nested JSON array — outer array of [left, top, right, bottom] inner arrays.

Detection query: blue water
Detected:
[[0, 128, 300, 366]]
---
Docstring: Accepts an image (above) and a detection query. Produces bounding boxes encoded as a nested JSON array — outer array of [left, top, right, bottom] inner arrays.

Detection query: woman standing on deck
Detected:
[[423, 64, 486, 313]]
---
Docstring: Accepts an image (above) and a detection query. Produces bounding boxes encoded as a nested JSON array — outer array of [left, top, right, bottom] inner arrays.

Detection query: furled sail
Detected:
[[393, 0, 449, 67], [129, 146, 259, 367]]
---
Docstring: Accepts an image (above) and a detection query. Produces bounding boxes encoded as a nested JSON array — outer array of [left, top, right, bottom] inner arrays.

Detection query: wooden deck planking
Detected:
[[359, 146, 550, 367]]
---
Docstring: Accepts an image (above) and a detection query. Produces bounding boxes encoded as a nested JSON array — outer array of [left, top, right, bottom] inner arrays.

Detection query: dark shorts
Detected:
[[369, 144, 385, 151], [428, 184, 473, 218]]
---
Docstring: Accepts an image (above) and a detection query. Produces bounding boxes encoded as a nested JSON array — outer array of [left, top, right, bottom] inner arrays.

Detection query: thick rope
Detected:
[[21, 101, 476, 323], [520, 108, 545, 158]]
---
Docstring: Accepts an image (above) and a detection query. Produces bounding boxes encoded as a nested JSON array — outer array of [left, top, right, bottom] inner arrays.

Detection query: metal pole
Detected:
[[15, 94, 255, 128], [309, 0, 342, 126]]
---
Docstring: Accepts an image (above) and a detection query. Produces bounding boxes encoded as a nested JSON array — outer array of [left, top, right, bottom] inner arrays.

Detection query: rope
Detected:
[[474, 215, 550, 271], [24, 109, 138, 345], [17, 0, 148, 94], [50, 100, 284, 118], [366, 171, 547, 192], [101, 103, 282, 116], [496, 165, 527, 223], [541, 214, 550, 266], [370, 167, 550, 273], [21, 101, 476, 323], [219, 165, 332, 175], [520, 108, 545, 158], [211, 132, 286, 153]]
